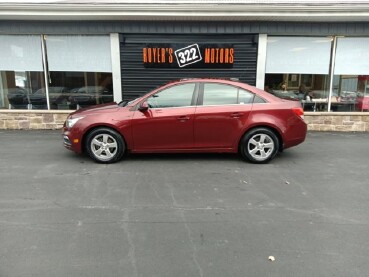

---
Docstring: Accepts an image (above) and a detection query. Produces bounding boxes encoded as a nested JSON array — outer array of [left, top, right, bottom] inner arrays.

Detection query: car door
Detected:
[[132, 82, 198, 151], [194, 82, 254, 149]]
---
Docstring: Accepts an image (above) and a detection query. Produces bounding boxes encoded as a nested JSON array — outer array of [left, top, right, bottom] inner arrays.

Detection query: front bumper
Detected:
[[62, 128, 83, 153], [63, 135, 72, 148]]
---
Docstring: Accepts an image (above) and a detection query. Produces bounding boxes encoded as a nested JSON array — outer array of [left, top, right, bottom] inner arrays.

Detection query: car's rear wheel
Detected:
[[85, 128, 125, 163], [240, 128, 279, 164]]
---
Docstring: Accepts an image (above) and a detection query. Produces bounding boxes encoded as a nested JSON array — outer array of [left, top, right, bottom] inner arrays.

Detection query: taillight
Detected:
[[292, 107, 304, 119]]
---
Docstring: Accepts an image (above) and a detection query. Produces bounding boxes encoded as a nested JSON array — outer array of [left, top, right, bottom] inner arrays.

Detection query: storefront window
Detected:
[[265, 73, 330, 111], [0, 35, 113, 110], [333, 38, 369, 111], [0, 35, 45, 109], [44, 35, 113, 109], [265, 37, 331, 111]]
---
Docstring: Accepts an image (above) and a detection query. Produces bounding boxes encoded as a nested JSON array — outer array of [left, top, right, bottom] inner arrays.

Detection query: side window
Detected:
[[147, 83, 196, 108], [238, 89, 255, 104], [202, 83, 257, 105], [253, 95, 267, 103], [203, 83, 238, 105]]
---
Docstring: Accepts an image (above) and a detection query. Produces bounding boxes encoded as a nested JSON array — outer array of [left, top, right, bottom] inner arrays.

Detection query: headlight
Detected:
[[66, 117, 84, 128]]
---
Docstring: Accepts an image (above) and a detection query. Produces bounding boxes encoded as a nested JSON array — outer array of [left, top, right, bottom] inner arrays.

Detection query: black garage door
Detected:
[[120, 34, 258, 101]]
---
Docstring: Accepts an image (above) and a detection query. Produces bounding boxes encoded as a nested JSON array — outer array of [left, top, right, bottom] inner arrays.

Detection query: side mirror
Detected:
[[138, 101, 149, 112]]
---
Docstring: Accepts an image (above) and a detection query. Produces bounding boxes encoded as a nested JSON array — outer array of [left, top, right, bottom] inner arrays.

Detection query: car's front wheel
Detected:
[[240, 128, 279, 164], [85, 128, 126, 163]]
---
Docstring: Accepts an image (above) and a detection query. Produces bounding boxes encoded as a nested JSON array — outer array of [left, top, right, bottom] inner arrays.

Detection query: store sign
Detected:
[[143, 43, 234, 68], [175, 44, 202, 68]]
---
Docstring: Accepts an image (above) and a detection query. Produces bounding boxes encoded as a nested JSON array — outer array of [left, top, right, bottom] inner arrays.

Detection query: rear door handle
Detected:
[[231, 112, 244, 118], [177, 116, 190, 122]]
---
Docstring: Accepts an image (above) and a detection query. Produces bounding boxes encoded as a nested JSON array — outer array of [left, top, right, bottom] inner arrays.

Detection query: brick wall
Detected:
[[1, 110, 369, 131], [304, 112, 369, 131], [0, 110, 70, 130]]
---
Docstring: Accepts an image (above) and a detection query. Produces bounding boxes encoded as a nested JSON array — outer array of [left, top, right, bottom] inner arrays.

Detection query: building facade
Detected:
[[1, 0, 369, 130]]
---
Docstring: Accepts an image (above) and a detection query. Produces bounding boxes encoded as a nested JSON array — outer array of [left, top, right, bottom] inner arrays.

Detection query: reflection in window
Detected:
[[332, 75, 369, 111], [203, 83, 238, 105], [45, 35, 113, 109], [46, 72, 113, 109], [265, 36, 331, 111], [0, 35, 113, 110], [265, 37, 369, 112], [29, 86, 69, 110], [357, 76, 369, 111], [0, 35, 45, 109], [0, 71, 45, 109], [333, 38, 369, 111], [147, 83, 195, 108], [203, 84, 255, 105], [265, 73, 329, 111], [239, 89, 255, 104]]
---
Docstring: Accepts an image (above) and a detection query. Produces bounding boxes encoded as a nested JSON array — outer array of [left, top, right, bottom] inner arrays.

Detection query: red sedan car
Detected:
[[63, 79, 307, 164]]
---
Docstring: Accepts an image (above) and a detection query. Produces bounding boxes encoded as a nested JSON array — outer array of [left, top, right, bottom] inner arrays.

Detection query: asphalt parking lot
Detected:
[[0, 130, 369, 277]]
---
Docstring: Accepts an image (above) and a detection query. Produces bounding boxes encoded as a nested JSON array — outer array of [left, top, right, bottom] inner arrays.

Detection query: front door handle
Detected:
[[231, 112, 243, 118], [177, 116, 190, 122]]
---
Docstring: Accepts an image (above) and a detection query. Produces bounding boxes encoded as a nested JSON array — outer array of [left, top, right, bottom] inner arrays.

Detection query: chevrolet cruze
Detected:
[[63, 79, 307, 164]]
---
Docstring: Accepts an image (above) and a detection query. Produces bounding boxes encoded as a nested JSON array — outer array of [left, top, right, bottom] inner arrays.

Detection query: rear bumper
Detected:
[[283, 120, 308, 149]]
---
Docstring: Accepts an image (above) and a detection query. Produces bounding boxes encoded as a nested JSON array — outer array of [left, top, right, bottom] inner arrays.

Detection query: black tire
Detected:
[[85, 128, 126, 164], [240, 128, 279, 164]]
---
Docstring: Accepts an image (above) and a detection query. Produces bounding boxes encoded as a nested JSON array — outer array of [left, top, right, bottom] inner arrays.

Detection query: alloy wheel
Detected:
[[247, 133, 275, 162], [90, 134, 118, 161]]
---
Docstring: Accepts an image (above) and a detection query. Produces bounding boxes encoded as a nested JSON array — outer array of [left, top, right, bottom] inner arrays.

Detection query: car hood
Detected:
[[69, 103, 120, 117]]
